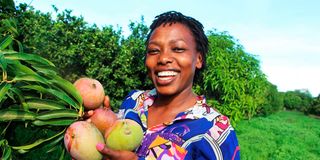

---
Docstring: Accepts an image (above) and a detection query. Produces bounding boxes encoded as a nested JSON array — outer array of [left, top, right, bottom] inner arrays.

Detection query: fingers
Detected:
[[96, 143, 119, 159], [96, 143, 109, 154], [103, 95, 110, 109], [82, 110, 94, 120], [96, 143, 138, 160]]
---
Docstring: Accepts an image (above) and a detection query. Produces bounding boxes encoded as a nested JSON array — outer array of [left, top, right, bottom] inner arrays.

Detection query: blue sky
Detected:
[[16, 0, 320, 96]]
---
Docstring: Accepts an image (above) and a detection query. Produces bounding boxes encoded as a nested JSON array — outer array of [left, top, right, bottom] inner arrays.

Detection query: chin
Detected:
[[155, 86, 178, 96]]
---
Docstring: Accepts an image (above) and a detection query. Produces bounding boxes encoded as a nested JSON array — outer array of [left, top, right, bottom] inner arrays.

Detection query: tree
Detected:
[[1, 27, 80, 160], [257, 82, 284, 116], [196, 30, 269, 124], [283, 90, 313, 112], [0, 0, 16, 18], [308, 94, 320, 115]]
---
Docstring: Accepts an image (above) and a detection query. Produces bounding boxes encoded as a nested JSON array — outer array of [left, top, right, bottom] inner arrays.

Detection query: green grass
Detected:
[[236, 111, 320, 160]]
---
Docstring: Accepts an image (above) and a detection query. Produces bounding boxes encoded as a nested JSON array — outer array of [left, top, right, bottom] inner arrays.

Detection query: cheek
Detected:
[[179, 56, 196, 69], [145, 57, 154, 76]]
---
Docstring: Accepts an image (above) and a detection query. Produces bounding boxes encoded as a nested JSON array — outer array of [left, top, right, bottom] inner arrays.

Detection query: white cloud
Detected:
[[263, 65, 320, 96]]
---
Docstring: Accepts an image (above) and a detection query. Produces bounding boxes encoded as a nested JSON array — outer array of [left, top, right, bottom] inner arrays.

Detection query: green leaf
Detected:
[[35, 109, 78, 120], [49, 74, 83, 105], [9, 87, 25, 103], [0, 82, 12, 102], [0, 139, 12, 160], [32, 118, 75, 126], [11, 129, 65, 151], [26, 98, 66, 110], [46, 144, 60, 153], [7, 59, 37, 75], [59, 148, 66, 160], [0, 36, 13, 50], [20, 85, 79, 109], [2, 145, 12, 160], [8, 87, 28, 110], [44, 134, 64, 153], [14, 39, 24, 53], [46, 88, 79, 109], [3, 52, 55, 67], [12, 74, 48, 84], [0, 53, 8, 71], [0, 109, 36, 121], [30, 63, 58, 75], [1, 19, 18, 35]]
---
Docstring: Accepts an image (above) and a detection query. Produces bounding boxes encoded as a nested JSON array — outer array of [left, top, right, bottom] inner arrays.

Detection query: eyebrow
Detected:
[[169, 39, 185, 44], [148, 39, 185, 46]]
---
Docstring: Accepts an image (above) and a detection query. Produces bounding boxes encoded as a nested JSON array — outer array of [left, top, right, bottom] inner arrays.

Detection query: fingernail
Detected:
[[88, 110, 94, 115], [96, 143, 105, 151]]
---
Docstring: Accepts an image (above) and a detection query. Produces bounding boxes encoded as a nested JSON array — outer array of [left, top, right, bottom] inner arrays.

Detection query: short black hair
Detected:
[[146, 11, 208, 81]]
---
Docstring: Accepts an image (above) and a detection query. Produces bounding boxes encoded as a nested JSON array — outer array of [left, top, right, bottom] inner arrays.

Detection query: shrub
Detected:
[[258, 83, 284, 116]]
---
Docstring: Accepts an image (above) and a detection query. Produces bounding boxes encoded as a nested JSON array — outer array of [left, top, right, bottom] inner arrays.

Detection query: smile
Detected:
[[156, 71, 179, 85], [157, 71, 178, 77]]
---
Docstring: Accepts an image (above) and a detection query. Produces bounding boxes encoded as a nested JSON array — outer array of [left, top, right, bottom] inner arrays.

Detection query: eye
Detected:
[[172, 47, 185, 53], [147, 48, 160, 55]]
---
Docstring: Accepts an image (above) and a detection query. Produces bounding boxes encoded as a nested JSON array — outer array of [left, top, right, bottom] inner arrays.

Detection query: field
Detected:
[[236, 111, 320, 160]]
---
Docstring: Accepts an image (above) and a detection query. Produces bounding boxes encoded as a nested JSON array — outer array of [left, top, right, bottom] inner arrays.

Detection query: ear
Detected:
[[195, 52, 203, 69]]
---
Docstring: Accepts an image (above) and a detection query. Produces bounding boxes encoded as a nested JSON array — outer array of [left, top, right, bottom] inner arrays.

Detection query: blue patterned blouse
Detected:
[[118, 89, 240, 160]]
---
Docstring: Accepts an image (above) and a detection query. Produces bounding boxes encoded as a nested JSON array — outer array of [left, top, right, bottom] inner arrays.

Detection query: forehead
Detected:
[[148, 23, 195, 43]]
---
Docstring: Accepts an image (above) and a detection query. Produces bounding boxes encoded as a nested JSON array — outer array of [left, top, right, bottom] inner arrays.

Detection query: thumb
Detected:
[[96, 143, 120, 159]]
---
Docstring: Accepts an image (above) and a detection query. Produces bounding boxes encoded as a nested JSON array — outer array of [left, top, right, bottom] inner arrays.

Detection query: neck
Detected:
[[153, 87, 197, 112]]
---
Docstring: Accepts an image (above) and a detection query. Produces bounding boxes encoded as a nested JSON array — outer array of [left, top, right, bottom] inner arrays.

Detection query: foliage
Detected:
[[257, 82, 284, 116], [307, 94, 320, 116], [0, 0, 15, 18], [0, 17, 82, 159], [196, 30, 269, 124], [0, 2, 151, 158], [13, 4, 152, 108], [109, 19, 152, 107], [283, 89, 313, 112]]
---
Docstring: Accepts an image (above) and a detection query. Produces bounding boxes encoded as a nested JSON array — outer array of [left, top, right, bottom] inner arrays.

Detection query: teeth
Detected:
[[157, 71, 178, 77]]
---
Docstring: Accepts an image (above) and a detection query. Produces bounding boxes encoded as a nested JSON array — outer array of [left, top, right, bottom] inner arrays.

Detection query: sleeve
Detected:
[[119, 90, 144, 110], [185, 116, 240, 160], [219, 130, 240, 160], [118, 90, 145, 128]]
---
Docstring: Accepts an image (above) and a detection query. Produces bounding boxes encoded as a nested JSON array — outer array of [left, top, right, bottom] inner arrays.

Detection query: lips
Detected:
[[155, 70, 179, 85]]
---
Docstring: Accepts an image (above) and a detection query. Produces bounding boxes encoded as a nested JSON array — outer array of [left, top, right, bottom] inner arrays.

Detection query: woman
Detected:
[[96, 11, 240, 160]]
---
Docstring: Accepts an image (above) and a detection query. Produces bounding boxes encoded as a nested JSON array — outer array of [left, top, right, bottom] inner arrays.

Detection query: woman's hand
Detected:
[[82, 95, 111, 120], [96, 143, 138, 160]]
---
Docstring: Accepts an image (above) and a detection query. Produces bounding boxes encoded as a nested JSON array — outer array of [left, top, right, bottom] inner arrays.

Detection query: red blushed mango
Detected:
[[89, 107, 117, 134], [74, 77, 105, 110], [64, 121, 105, 160]]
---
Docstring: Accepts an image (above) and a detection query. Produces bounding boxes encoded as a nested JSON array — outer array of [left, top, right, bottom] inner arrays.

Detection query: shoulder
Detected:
[[118, 90, 148, 129], [207, 114, 233, 141], [120, 90, 145, 110], [205, 113, 240, 159], [195, 97, 233, 139], [198, 104, 234, 143], [185, 113, 239, 159]]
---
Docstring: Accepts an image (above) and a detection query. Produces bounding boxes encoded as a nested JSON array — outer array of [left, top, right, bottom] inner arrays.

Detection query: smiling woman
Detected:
[[145, 22, 202, 97], [95, 11, 240, 160]]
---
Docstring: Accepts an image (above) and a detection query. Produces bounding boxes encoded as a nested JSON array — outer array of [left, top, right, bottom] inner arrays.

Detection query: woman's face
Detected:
[[145, 23, 202, 96]]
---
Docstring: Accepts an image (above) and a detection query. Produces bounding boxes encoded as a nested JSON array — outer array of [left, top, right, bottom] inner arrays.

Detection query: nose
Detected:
[[157, 49, 173, 65]]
